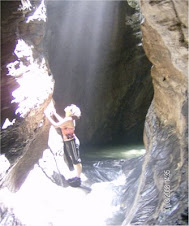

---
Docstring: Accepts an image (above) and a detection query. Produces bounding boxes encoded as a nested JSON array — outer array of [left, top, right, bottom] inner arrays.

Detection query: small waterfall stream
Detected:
[[46, 1, 120, 107]]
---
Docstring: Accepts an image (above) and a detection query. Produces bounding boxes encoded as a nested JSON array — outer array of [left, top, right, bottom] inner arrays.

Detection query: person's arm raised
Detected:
[[45, 110, 72, 128], [53, 110, 64, 122]]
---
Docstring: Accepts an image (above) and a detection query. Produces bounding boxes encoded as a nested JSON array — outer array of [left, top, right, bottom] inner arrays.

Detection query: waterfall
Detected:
[[46, 1, 118, 106]]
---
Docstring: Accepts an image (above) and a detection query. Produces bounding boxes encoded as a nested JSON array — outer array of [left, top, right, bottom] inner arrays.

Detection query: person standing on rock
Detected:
[[44, 101, 82, 187]]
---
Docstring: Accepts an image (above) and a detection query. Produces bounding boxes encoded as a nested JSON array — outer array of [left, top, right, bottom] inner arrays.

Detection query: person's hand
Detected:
[[44, 101, 55, 116]]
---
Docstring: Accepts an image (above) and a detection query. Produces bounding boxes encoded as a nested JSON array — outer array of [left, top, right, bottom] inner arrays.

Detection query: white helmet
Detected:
[[64, 104, 81, 118]]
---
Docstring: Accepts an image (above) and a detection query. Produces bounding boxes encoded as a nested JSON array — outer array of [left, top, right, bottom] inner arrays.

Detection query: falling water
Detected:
[[46, 1, 119, 107]]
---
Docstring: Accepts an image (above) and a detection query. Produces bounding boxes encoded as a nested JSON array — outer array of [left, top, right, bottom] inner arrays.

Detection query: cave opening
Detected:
[[45, 0, 153, 148]]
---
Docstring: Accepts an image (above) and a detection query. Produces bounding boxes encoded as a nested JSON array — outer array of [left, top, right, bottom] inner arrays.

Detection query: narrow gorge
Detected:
[[0, 0, 188, 225]]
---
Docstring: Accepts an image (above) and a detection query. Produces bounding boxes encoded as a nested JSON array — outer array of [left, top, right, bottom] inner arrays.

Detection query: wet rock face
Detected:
[[1, 0, 54, 162], [1, 1, 22, 124], [46, 1, 153, 145], [122, 0, 188, 224]]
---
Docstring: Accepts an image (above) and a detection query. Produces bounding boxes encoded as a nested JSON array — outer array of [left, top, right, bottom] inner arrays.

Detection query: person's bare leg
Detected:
[[74, 163, 82, 178]]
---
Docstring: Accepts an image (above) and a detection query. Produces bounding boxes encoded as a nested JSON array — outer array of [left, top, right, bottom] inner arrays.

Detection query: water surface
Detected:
[[82, 144, 146, 161]]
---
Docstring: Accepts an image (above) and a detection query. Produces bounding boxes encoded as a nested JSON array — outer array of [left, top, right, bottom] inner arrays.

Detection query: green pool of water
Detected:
[[82, 144, 146, 160]]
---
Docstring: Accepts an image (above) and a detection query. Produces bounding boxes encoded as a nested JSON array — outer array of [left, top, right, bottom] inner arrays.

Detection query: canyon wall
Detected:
[[1, 0, 54, 191], [122, 0, 188, 224]]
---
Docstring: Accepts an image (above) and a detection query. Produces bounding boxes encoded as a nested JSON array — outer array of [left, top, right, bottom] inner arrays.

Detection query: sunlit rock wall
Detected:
[[122, 0, 188, 224], [46, 1, 153, 145], [1, 0, 54, 169]]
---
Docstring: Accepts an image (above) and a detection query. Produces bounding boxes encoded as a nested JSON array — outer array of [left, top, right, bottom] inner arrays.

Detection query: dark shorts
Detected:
[[55, 128, 81, 170], [64, 138, 81, 166]]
